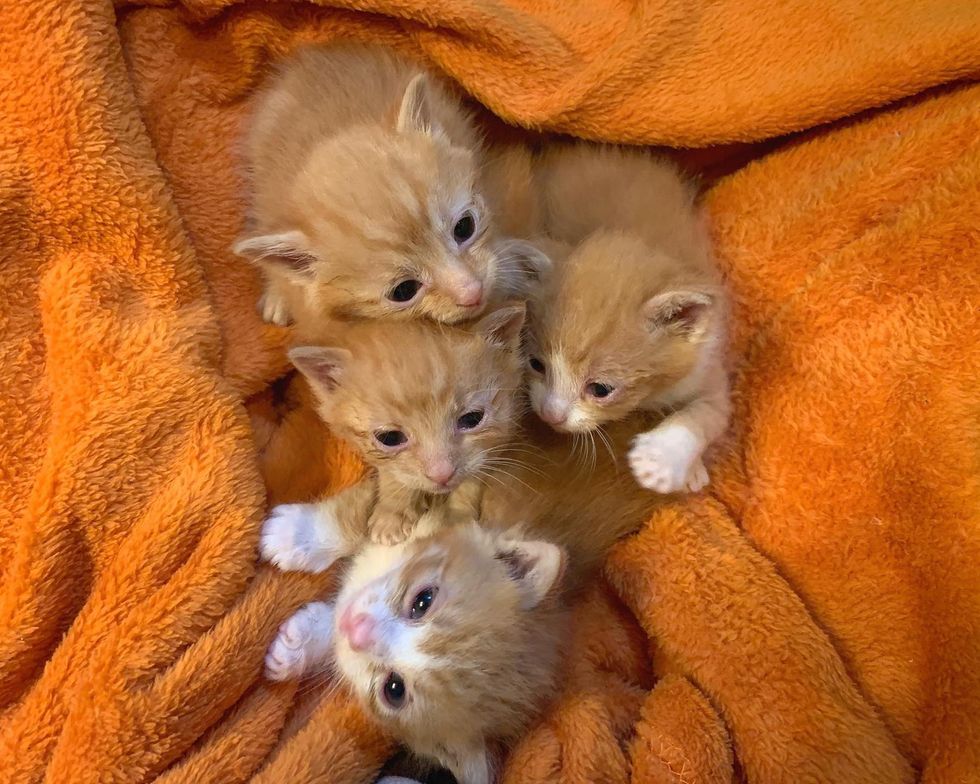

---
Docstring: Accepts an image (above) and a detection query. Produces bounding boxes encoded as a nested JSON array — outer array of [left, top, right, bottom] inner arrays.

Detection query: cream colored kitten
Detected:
[[262, 414, 656, 784], [526, 143, 731, 494], [265, 523, 567, 784], [261, 303, 526, 555], [234, 43, 531, 327]]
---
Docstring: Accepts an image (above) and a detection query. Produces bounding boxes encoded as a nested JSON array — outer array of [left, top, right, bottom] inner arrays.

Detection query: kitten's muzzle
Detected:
[[540, 398, 570, 427], [424, 458, 457, 489], [339, 607, 379, 653], [453, 280, 483, 308]]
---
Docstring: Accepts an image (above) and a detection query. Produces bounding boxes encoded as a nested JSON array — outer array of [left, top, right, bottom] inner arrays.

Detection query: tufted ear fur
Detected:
[[499, 238, 553, 283], [396, 74, 444, 137], [495, 538, 566, 610], [232, 230, 317, 281], [473, 302, 526, 351], [288, 346, 351, 392], [445, 740, 497, 784], [643, 288, 714, 337]]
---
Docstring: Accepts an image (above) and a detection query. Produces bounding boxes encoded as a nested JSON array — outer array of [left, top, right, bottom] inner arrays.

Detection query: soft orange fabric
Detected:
[[1, 2, 978, 783]]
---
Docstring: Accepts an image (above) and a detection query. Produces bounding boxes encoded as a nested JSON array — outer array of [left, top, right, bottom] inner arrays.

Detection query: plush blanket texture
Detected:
[[1, 1, 978, 782]]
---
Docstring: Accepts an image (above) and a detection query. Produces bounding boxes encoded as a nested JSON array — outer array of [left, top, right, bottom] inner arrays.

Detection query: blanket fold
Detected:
[[1, 1, 978, 783]]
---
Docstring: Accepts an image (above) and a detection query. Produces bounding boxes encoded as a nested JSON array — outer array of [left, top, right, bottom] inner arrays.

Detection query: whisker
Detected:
[[483, 465, 539, 495], [596, 425, 618, 468], [483, 457, 547, 480]]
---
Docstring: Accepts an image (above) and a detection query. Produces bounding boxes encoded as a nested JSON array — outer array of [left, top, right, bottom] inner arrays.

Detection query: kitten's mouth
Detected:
[[546, 418, 591, 435], [428, 481, 457, 495], [456, 298, 486, 315]]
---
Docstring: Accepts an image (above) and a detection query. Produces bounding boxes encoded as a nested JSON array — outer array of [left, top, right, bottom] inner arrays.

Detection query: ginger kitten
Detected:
[[234, 43, 533, 328], [261, 413, 657, 784], [526, 144, 731, 494], [265, 523, 567, 784], [259, 303, 526, 556]]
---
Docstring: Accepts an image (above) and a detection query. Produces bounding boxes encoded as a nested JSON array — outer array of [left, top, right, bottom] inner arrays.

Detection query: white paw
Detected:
[[628, 425, 706, 494], [259, 503, 341, 573], [258, 289, 292, 326], [265, 601, 335, 682]]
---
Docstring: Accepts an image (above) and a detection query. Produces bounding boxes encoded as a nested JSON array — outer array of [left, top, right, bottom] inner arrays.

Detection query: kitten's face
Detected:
[[526, 232, 720, 432], [292, 307, 525, 494], [333, 523, 565, 781], [295, 130, 507, 323], [236, 79, 522, 325]]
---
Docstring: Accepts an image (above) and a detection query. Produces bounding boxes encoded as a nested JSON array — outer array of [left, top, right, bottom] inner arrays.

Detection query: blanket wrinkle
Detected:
[[1, 2, 977, 783]]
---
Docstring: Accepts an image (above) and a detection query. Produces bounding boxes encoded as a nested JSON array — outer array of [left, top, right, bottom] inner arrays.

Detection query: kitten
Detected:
[[233, 43, 532, 327], [262, 415, 656, 784], [260, 303, 526, 552], [525, 143, 731, 494], [265, 523, 567, 784]]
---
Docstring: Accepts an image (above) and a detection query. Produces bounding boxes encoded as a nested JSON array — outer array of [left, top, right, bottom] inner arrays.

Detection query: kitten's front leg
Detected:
[[265, 601, 335, 681], [629, 377, 730, 494], [260, 479, 375, 572], [369, 506, 420, 545], [368, 478, 427, 545]]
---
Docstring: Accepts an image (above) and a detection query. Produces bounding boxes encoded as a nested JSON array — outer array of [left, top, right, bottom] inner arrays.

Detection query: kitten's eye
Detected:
[[382, 672, 407, 708], [456, 410, 484, 430], [388, 279, 422, 303], [375, 430, 408, 448], [409, 587, 437, 620], [452, 211, 477, 245], [585, 382, 615, 399], [529, 357, 545, 374]]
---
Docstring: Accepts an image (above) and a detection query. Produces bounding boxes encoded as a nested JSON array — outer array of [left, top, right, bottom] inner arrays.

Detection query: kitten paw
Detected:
[[629, 426, 705, 494], [369, 511, 417, 545], [258, 289, 293, 326], [265, 601, 335, 682], [260, 503, 342, 573]]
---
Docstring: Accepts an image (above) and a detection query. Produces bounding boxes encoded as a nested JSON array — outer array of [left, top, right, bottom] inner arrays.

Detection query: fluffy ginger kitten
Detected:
[[526, 143, 731, 494], [261, 415, 658, 784], [234, 43, 533, 328], [259, 303, 526, 558], [264, 523, 567, 784]]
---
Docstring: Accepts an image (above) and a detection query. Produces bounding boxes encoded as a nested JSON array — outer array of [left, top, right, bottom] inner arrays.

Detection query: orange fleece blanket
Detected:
[[1, 1, 979, 782]]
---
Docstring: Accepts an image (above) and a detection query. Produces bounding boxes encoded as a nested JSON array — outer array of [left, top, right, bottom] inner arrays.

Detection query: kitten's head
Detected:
[[291, 304, 526, 494], [334, 522, 567, 784], [235, 75, 530, 324], [526, 231, 723, 432]]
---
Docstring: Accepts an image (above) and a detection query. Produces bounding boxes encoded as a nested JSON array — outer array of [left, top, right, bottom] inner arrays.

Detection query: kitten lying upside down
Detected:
[[526, 144, 731, 495], [261, 411, 656, 784], [267, 522, 568, 784], [234, 43, 535, 328]]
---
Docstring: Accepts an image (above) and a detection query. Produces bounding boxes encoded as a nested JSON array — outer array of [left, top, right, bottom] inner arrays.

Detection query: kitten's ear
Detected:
[[496, 539, 566, 610], [474, 302, 526, 350], [446, 741, 496, 784], [396, 74, 444, 136], [288, 346, 351, 392], [644, 289, 714, 337], [232, 230, 317, 281], [499, 238, 553, 283]]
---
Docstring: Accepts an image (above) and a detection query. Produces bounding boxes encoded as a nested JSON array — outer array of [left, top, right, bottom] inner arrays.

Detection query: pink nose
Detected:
[[454, 280, 483, 307], [340, 611, 377, 652], [426, 459, 457, 486], [540, 399, 569, 426]]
